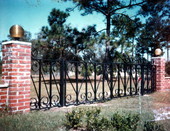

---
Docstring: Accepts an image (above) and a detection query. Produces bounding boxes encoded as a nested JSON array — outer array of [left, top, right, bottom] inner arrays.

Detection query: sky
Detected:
[[0, 0, 105, 41], [0, 0, 168, 59]]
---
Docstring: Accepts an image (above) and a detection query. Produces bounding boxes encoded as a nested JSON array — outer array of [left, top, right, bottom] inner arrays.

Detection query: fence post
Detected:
[[1, 41, 31, 113], [141, 64, 144, 95], [59, 59, 66, 106], [152, 57, 166, 91]]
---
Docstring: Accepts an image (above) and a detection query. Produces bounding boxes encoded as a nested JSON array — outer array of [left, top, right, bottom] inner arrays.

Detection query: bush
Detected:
[[144, 121, 165, 131], [64, 109, 84, 129], [110, 112, 140, 131], [85, 108, 111, 131], [64, 108, 165, 131]]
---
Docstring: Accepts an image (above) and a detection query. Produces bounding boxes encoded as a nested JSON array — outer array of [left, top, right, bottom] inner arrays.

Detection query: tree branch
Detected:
[[91, 4, 106, 16], [111, 1, 146, 14], [66, 4, 79, 12]]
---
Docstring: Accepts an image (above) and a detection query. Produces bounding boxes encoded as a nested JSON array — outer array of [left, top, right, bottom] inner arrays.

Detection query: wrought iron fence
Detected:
[[30, 59, 156, 110]]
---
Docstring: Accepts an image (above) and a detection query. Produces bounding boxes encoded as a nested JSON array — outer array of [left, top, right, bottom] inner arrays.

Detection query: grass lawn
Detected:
[[0, 90, 170, 131]]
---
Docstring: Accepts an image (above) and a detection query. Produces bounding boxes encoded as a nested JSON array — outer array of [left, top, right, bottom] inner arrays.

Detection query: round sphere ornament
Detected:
[[9, 25, 24, 39], [155, 48, 162, 56]]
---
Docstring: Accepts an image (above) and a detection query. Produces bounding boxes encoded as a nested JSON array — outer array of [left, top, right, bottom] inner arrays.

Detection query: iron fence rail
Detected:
[[30, 59, 156, 110]]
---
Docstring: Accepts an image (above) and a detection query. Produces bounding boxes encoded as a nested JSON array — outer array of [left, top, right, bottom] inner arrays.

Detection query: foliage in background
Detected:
[[136, 0, 170, 57], [33, 8, 99, 61], [61, 0, 170, 61], [3, 0, 170, 62]]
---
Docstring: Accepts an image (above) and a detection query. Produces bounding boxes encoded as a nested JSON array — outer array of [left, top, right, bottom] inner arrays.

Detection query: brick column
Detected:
[[1, 41, 31, 113], [152, 57, 166, 91]]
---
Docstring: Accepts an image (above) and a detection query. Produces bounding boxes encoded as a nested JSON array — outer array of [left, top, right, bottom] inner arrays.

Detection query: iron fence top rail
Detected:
[[32, 58, 153, 66]]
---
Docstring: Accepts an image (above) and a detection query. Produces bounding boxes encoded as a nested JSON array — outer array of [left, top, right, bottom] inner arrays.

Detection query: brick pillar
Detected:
[[1, 41, 31, 113], [152, 57, 166, 91]]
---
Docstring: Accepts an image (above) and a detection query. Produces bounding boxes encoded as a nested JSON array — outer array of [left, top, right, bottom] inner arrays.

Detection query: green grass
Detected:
[[0, 111, 65, 131], [0, 90, 170, 131]]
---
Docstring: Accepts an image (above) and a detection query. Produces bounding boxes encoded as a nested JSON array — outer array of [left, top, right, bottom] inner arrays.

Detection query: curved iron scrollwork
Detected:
[[66, 94, 72, 103], [31, 60, 40, 72], [98, 92, 109, 100], [115, 89, 124, 97], [40, 96, 49, 108], [127, 87, 136, 95], [30, 98, 38, 109], [51, 95, 60, 106], [80, 92, 93, 102]]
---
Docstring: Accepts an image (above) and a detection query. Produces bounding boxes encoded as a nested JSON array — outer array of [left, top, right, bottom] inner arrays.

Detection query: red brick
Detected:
[[9, 92, 17, 95], [18, 84, 30, 87], [0, 99, 7, 103], [19, 69, 30, 72], [24, 94, 30, 98], [9, 95, 24, 99], [1, 96, 7, 99], [9, 99, 17, 103], [11, 60, 19, 64], [0, 88, 7, 92], [11, 52, 19, 56], [6, 69, 18, 72], [11, 44, 18, 48], [19, 60, 31, 64], [18, 98, 30, 103], [12, 49, 25, 52], [19, 91, 30, 95], [9, 87, 19, 91], [24, 101, 31, 105], [20, 45, 31, 48], [25, 49, 31, 53], [18, 105, 30, 110], [2, 72, 9, 76], [10, 80, 25, 84], [0, 92, 7, 95], [19, 76, 30, 79], [9, 103, 24, 107], [9, 73, 23, 76]]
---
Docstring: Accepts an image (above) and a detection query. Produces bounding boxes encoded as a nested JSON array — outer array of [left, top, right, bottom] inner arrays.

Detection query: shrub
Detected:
[[110, 112, 140, 131], [85, 108, 111, 131], [64, 108, 165, 131], [64, 109, 84, 129], [144, 121, 165, 131]]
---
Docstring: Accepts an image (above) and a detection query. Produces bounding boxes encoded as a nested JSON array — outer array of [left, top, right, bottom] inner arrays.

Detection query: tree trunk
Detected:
[[104, 0, 111, 62], [105, 14, 111, 62], [106, 13, 111, 37]]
